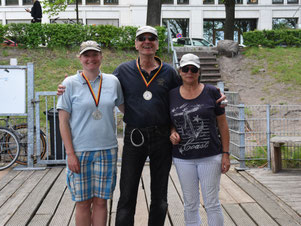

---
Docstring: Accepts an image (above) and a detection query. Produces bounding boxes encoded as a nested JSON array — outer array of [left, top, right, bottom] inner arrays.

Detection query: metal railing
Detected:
[[226, 103, 301, 169]]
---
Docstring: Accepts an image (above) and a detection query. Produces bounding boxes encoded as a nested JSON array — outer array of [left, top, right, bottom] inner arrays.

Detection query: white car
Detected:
[[172, 37, 214, 47]]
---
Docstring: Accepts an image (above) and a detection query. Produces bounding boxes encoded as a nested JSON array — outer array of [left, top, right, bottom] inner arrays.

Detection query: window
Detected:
[[86, 0, 100, 4], [162, 18, 189, 38], [272, 18, 298, 29], [162, 0, 174, 3], [5, 0, 18, 5], [203, 0, 214, 4], [272, 0, 283, 4], [204, 19, 257, 45], [67, 0, 82, 5], [23, 0, 32, 5], [287, 0, 298, 3], [177, 0, 189, 3], [247, 0, 258, 4], [104, 0, 118, 4]]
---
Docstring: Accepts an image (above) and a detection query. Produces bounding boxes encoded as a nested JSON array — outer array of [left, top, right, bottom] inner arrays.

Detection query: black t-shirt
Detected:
[[169, 84, 225, 159], [31, 0, 42, 19], [114, 58, 181, 127]]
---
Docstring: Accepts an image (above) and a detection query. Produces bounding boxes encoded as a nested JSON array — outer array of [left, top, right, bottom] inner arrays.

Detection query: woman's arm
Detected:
[[217, 113, 230, 173], [58, 110, 80, 174]]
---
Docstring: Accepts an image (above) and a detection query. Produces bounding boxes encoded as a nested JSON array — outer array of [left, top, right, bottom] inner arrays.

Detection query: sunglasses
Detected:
[[137, 35, 157, 42], [181, 66, 199, 73]]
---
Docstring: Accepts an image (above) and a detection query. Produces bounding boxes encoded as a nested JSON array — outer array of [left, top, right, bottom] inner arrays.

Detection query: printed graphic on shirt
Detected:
[[171, 103, 210, 155]]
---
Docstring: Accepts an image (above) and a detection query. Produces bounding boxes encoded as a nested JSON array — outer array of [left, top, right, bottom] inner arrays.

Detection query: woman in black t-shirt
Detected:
[[169, 53, 230, 226]]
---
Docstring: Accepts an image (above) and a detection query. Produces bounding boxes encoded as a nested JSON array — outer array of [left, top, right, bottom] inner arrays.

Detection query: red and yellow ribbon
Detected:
[[82, 72, 103, 107], [136, 57, 163, 88]]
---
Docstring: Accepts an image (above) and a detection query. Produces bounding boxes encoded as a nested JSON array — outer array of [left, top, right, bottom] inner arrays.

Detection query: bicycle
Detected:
[[0, 117, 47, 170]]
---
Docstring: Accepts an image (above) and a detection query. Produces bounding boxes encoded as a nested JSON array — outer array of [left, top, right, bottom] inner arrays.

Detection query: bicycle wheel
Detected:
[[0, 127, 20, 171], [12, 124, 47, 165]]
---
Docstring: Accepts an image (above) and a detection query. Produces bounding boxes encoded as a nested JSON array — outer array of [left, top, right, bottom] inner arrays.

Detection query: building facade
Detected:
[[1, 0, 300, 44]]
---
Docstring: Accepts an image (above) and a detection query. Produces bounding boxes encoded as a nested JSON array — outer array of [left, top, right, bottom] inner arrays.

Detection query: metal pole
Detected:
[[266, 104, 271, 169], [236, 104, 246, 170], [27, 63, 34, 168]]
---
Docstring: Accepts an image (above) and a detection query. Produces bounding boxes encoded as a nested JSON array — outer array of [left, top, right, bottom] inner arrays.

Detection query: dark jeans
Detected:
[[115, 125, 172, 226]]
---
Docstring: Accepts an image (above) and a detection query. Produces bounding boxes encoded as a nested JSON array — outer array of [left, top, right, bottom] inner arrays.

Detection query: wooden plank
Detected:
[[0, 170, 34, 208], [219, 185, 237, 204], [68, 208, 76, 226], [28, 167, 67, 226], [141, 165, 171, 226], [169, 165, 209, 226], [227, 171, 301, 226], [134, 176, 149, 225], [222, 207, 236, 226], [241, 203, 278, 226], [6, 167, 63, 226], [242, 170, 301, 225], [49, 187, 75, 226], [223, 203, 256, 226], [0, 169, 20, 191], [166, 166, 185, 226], [221, 174, 254, 203], [0, 169, 48, 226], [108, 165, 120, 226]]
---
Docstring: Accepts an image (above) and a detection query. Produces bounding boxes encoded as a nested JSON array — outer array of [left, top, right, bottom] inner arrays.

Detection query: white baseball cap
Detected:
[[136, 26, 158, 38], [179, 53, 200, 68]]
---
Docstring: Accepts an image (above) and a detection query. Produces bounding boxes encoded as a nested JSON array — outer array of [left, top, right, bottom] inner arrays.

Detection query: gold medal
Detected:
[[143, 90, 152, 100], [92, 109, 102, 120]]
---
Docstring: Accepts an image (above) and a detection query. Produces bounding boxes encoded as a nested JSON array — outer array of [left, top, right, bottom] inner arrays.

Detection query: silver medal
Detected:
[[143, 90, 152, 100], [92, 109, 102, 120]]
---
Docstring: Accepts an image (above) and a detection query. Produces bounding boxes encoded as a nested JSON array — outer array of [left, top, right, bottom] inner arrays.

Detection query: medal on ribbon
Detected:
[[82, 72, 103, 120], [136, 57, 163, 101]]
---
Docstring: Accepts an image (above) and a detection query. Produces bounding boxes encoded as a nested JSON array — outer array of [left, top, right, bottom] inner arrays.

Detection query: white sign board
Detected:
[[0, 69, 26, 114]]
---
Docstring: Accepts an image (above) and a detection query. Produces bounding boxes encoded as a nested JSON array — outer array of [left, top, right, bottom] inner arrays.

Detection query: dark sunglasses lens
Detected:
[[191, 67, 198, 73], [182, 66, 198, 73], [148, 36, 156, 41], [182, 67, 189, 73], [138, 35, 157, 42], [138, 36, 146, 42]]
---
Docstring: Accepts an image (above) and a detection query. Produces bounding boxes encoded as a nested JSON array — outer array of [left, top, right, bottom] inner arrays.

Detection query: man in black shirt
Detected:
[[26, 0, 42, 23]]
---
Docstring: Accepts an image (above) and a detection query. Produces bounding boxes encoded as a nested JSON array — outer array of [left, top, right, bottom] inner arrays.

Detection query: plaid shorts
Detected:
[[66, 148, 118, 202]]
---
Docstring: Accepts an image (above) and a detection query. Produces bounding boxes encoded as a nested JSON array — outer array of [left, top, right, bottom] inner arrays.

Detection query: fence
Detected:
[[226, 102, 301, 169]]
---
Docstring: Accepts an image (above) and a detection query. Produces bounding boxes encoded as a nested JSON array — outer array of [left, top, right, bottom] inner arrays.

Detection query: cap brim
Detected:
[[180, 62, 200, 68], [79, 47, 101, 55]]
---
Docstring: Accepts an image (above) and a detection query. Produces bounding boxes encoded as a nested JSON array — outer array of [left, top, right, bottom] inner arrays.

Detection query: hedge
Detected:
[[243, 29, 301, 47], [0, 23, 168, 53]]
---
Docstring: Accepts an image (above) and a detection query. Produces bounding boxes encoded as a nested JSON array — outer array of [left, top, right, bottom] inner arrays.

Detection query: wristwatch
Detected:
[[222, 151, 230, 155]]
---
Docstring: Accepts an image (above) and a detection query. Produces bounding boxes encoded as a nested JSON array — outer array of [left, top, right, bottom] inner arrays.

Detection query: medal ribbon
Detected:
[[136, 56, 163, 88], [82, 72, 103, 107]]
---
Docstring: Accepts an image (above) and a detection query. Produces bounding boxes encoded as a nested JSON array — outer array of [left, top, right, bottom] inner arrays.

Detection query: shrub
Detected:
[[243, 29, 301, 48]]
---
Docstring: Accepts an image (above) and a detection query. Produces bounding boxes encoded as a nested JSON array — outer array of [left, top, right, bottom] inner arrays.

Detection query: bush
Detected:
[[243, 29, 301, 47], [0, 23, 168, 51]]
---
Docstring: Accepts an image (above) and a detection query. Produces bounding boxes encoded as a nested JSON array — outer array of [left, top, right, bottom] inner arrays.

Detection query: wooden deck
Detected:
[[0, 165, 301, 226]]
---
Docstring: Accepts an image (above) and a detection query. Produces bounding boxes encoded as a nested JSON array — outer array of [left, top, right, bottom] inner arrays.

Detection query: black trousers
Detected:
[[115, 125, 172, 226]]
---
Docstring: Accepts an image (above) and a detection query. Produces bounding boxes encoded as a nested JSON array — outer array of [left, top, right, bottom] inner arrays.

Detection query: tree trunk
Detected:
[[146, 0, 162, 26], [76, 0, 79, 24], [224, 0, 235, 40]]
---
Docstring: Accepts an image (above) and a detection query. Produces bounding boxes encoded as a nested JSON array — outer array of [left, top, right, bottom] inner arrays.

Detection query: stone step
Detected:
[[201, 73, 221, 79]]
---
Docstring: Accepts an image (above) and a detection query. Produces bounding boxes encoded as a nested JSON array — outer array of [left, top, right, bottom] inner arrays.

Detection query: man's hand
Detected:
[[57, 73, 68, 96], [216, 89, 228, 108]]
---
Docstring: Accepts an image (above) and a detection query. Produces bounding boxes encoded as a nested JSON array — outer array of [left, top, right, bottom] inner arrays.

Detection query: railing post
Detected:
[[266, 104, 271, 169], [27, 63, 34, 168], [236, 104, 246, 170]]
